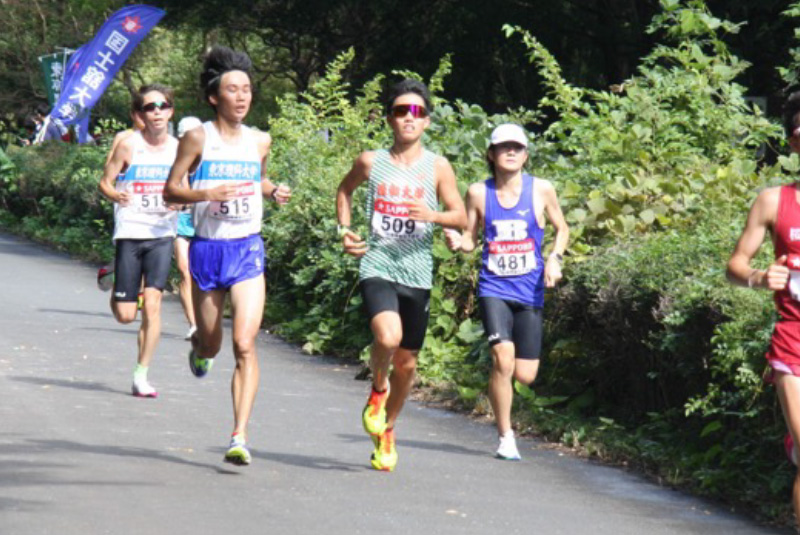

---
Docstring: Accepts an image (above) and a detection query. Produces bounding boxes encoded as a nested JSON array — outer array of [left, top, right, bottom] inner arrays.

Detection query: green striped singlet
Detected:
[[359, 148, 438, 289]]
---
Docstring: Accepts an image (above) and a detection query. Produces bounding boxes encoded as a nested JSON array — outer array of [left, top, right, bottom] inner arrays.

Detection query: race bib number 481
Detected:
[[210, 182, 257, 221], [487, 239, 535, 277], [371, 199, 425, 239]]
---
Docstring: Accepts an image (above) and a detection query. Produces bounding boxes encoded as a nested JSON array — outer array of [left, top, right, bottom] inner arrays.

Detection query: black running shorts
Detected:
[[478, 296, 543, 359], [360, 277, 431, 351], [113, 237, 174, 302]]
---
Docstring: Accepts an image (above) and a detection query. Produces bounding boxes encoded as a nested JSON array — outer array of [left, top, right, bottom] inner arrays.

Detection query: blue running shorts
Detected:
[[189, 234, 264, 292]]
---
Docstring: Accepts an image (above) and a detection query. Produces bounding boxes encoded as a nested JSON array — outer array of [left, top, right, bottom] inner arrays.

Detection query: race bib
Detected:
[[487, 239, 535, 277], [209, 182, 257, 221], [133, 182, 168, 214], [371, 199, 426, 239], [790, 271, 800, 301]]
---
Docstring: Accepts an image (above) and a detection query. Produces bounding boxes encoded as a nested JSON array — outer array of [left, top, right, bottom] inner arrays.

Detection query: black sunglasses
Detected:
[[140, 101, 173, 113]]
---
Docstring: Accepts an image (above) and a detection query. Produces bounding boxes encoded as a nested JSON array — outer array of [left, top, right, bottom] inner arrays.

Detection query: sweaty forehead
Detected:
[[142, 91, 167, 105], [220, 70, 251, 87], [392, 93, 425, 108]]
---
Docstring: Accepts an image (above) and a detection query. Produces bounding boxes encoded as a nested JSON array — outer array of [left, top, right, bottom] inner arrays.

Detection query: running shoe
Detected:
[[137, 292, 144, 310], [96, 264, 114, 292], [131, 376, 158, 398], [184, 324, 197, 341], [224, 434, 252, 466], [786, 433, 798, 466], [496, 431, 521, 461], [370, 427, 397, 472], [362, 386, 389, 437], [188, 348, 213, 378]]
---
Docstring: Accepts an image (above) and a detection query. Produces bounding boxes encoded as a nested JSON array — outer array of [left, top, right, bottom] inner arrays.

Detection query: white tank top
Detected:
[[190, 122, 263, 239], [113, 132, 178, 241]]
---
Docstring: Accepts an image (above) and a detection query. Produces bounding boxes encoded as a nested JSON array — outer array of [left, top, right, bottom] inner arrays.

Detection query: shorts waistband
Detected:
[[192, 233, 261, 244]]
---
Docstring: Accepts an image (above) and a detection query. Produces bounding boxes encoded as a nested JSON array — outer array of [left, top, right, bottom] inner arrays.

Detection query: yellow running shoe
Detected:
[[371, 427, 397, 472], [362, 386, 389, 437]]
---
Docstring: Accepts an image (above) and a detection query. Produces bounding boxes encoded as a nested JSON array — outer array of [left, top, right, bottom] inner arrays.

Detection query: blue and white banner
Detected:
[[47, 4, 165, 143]]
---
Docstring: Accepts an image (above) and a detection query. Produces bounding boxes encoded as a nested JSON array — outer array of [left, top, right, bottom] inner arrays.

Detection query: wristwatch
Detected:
[[337, 225, 351, 239], [550, 252, 564, 263]]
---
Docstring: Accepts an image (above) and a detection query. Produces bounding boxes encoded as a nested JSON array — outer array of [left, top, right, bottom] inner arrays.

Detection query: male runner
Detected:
[[727, 91, 800, 527], [336, 79, 467, 471], [163, 46, 290, 466], [97, 84, 178, 398], [173, 116, 203, 340], [445, 124, 569, 460]]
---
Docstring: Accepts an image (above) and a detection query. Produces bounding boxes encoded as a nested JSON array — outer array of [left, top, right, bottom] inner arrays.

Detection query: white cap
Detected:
[[177, 116, 202, 138], [490, 123, 528, 146]]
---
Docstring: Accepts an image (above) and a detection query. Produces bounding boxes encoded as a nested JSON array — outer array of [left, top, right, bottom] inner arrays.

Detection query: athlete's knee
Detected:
[[373, 329, 402, 352], [393, 351, 418, 376], [112, 304, 137, 324], [491, 345, 516, 377], [232, 334, 257, 358], [514, 367, 539, 386]]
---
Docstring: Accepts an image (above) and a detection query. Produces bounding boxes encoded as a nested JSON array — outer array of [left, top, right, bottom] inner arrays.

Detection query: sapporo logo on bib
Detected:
[[488, 219, 535, 276], [132, 166, 170, 214], [210, 182, 256, 221], [372, 198, 425, 239]]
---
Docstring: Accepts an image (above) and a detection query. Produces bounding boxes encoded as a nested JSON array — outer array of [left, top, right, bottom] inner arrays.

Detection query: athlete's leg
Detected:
[[191, 284, 226, 358], [385, 348, 417, 428], [135, 238, 173, 366], [511, 306, 542, 386], [488, 342, 516, 435], [775, 372, 800, 523], [369, 311, 402, 392], [135, 288, 164, 367], [174, 237, 196, 329], [111, 240, 141, 324], [228, 275, 265, 437]]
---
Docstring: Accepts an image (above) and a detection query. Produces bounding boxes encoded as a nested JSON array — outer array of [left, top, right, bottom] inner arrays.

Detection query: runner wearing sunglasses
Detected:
[[97, 84, 179, 398], [163, 46, 291, 466], [336, 79, 467, 471], [444, 124, 569, 460]]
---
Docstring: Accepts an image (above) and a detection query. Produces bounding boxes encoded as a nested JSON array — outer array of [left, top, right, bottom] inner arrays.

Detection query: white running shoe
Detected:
[[496, 431, 521, 461], [184, 325, 197, 341], [132, 376, 158, 398]]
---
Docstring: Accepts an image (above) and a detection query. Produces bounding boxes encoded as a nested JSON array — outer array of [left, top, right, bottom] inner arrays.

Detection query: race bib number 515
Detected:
[[210, 182, 256, 221], [371, 199, 425, 239]]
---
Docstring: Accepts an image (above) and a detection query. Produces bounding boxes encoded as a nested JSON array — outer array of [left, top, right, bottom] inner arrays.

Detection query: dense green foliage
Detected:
[[4, 0, 800, 525]]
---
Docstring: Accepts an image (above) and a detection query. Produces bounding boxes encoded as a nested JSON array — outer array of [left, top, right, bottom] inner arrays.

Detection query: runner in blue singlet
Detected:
[[446, 124, 569, 460]]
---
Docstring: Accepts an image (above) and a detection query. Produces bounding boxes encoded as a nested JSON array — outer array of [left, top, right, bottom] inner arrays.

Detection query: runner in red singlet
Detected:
[[727, 91, 800, 526]]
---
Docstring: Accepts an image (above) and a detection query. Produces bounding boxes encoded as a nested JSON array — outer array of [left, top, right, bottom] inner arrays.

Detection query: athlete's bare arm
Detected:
[[255, 131, 290, 204], [98, 136, 134, 206], [164, 128, 234, 204], [336, 151, 374, 257], [727, 187, 787, 290], [105, 129, 135, 165], [408, 157, 467, 229], [446, 182, 485, 252], [538, 179, 569, 287]]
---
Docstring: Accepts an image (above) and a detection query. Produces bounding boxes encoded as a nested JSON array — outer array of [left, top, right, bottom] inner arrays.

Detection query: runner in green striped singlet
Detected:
[[336, 80, 467, 472]]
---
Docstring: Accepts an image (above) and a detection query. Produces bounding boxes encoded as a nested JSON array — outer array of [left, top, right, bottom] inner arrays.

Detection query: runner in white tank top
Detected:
[[98, 84, 180, 399], [164, 46, 291, 467]]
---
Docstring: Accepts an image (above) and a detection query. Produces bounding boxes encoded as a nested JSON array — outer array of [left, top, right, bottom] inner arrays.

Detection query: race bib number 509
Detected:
[[371, 199, 425, 239]]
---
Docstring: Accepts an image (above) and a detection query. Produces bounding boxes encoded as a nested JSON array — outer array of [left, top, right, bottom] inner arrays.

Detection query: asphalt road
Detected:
[[0, 231, 791, 535]]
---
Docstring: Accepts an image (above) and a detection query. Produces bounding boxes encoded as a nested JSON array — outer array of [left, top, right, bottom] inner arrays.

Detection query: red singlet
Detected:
[[767, 183, 800, 373]]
